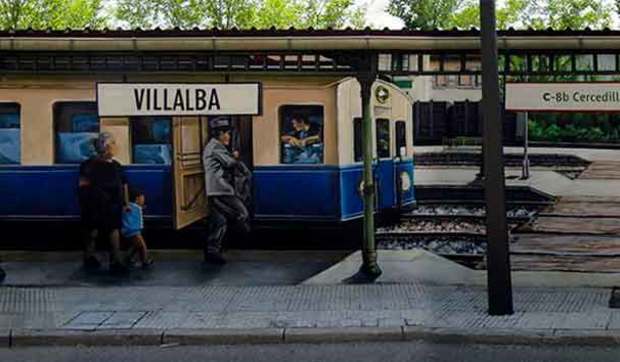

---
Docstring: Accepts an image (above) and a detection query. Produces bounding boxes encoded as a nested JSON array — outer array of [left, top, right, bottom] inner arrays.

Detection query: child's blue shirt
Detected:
[[122, 202, 143, 238]]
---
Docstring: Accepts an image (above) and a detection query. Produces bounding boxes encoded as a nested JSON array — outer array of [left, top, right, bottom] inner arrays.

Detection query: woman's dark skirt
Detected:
[[79, 188, 122, 232]]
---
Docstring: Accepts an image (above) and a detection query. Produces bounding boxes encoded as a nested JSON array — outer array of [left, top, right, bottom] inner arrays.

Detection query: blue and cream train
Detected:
[[0, 44, 415, 231]]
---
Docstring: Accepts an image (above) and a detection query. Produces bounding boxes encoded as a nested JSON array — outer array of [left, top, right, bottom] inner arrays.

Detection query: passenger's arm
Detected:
[[214, 148, 238, 168], [281, 135, 297, 144], [123, 184, 130, 211], [78, 163, 90, 188], [302, 135, 321, 146], [78, 176, 90, 188]]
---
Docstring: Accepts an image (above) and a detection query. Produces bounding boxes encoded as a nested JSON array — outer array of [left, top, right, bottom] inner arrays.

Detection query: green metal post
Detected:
[[358, 74, 382, 280]]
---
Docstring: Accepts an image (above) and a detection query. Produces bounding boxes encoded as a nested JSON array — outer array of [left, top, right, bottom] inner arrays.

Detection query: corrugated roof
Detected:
[[3, 28, 620, 53], [0, 27, 619, 38]]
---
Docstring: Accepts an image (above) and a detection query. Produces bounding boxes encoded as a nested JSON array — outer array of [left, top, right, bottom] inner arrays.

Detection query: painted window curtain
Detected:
[[54, 102, 99, 164], [130, 117, 172, 165]]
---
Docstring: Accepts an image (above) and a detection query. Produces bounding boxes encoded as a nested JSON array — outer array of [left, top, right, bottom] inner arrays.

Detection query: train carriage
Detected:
[[0, 32, 416, 231]]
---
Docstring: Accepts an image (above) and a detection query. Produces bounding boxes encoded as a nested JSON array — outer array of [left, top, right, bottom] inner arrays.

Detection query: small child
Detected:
[[122, 188, 153, 268]]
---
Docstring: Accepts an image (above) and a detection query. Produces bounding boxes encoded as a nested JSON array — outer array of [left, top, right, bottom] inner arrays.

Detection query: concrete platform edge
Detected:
[[2, 327, 620, 348]]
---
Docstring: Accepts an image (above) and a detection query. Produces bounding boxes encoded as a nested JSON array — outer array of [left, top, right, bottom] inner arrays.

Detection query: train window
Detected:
[[353, 117, 362, 162], [53, 102, 99, 164], [130, 117, 172, 165], [597, 54, 616, 71], [395, 121, 406, 158], [0, 103, 20, 165], [575, 54, 594, 71], [376, 118, 390, 159], [279, 105, 324, 164]]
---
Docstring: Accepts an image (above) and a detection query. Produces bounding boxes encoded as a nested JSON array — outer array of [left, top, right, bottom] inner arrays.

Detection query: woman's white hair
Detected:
[[95, 132, 115, 155]]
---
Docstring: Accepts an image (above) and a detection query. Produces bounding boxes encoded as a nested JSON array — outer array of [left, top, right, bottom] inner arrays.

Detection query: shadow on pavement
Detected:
[[0, 250, 350, 287]]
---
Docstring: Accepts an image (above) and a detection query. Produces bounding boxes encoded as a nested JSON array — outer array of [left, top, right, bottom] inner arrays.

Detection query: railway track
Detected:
[[377, 186, 554, 269], [400, 213, 533, 223]]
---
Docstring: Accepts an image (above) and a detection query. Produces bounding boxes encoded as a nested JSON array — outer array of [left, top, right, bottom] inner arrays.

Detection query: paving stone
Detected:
[[552, 312, 612, 330], [11, 329, 163, 346], [213, 312, 274, 329], [0, 287, 57, 313], [18, 312, 59, 329], [0, 329, 8, 347], [607, 311, 620, 329], [467, 312, 526, 329], [550, 329, 620, 345], [513, 312, 561, 329], [377, 317, 405, 327], [316, 319, 362, 328], [285, 327, 403, 343], [270, 319, 316, 328], [359, 318, 379, 327], [0, 314, 17, 329], [98, 312, 148, 329], [163, 328, 284, 345], [0, 284, 614, 337], [134, 311, 190, 329], [63, 311, 114, 328], [403, 309, 437, 326]]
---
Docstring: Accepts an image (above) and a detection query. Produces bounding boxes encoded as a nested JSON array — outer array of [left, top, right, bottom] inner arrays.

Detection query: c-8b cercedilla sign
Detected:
[[506, 83, 620, 112]]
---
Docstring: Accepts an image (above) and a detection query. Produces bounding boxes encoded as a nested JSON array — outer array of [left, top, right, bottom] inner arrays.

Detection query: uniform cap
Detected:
[[209, 117, 231, 129]]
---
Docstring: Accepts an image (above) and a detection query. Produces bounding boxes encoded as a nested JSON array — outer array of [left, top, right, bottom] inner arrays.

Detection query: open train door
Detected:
[[172, 116, 208, 229]]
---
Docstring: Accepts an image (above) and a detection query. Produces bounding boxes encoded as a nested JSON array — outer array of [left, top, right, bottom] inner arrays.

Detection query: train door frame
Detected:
[[171, 115, 208, 229], [394, 120, 407, 210], [229, 116, 254, 171], [374, 117, 392, 210]]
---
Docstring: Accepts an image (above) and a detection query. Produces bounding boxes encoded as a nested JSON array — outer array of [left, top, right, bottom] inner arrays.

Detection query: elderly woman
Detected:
[[78, 132, 128, 273]]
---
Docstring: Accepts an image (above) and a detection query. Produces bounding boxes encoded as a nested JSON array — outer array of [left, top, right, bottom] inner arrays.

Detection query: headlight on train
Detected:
[[400, 171, 411, 192]]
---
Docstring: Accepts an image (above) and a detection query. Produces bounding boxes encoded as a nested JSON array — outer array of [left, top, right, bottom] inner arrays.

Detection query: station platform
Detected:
[[415, 145, 620, 198], [0, 250, 617, 347], [413, 146, 620, 274], [416, 145, 620, 162]]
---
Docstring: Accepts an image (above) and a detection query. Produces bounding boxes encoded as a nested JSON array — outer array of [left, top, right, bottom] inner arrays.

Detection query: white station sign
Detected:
[[506, 83, 620, 112], [97, 83, 261, 116]]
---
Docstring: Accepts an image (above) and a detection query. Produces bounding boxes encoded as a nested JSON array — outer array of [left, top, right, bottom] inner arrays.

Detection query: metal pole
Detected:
[[480, 0, 514, 315], [357, 73, 382, 280], [522, 111, 530, 179]]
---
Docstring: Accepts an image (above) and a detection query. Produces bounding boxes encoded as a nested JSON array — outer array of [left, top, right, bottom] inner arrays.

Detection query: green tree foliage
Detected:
[[0, 0, 106, 30], [115, 0, 366, 29], [302, 0, 362, 28], [387, 0, 463, 30], [528, 0, 612, 30], [450, 0, 530, 29], [389, 0, 611, 30], [250, 0, 302, 29]]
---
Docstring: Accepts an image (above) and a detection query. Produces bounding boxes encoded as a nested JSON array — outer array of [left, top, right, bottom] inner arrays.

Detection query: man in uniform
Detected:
[[203, 118, 250, 264]]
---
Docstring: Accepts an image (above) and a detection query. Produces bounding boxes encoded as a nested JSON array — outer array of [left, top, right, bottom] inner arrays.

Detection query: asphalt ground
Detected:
[[0, 250, 349, 286], [1, 341, 619, 362], [0, 220, 367, 251]]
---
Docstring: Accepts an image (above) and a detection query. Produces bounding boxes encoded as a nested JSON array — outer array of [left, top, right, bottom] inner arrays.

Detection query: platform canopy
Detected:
[[3, 28, 620, 76]]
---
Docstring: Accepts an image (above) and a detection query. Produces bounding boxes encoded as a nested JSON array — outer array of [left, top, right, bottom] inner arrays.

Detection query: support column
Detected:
[[357, 74, 382, 280], [480, 0, 514, 315]]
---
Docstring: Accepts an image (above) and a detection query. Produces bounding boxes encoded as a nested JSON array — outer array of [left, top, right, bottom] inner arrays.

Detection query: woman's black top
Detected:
[[78, 157, 127, 230]]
